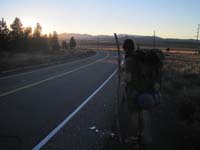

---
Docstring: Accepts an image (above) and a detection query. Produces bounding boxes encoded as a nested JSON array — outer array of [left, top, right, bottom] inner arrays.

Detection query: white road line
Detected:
[[32, 69, 117, 150], [0, 55, 109, 97], [0, 52, 99, 80], [1, 68, 20, 73]]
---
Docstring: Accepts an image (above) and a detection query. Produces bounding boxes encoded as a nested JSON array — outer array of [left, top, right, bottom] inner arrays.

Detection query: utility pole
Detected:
[[196, 24, 200, 54], [96, 36, 100, 50], [153, 30, 156, 48]]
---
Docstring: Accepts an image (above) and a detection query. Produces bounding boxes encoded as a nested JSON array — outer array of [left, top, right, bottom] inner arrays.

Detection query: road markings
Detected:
[[0, 55, 109, 97], [0, 52, 99, 80], [32, 69, 117, 150]]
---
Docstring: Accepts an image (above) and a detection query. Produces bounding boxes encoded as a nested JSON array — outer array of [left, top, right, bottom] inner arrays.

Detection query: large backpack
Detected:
[[124, 49, 164, 110]]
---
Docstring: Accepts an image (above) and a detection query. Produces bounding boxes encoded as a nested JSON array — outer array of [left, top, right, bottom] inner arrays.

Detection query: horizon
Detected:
[[1, 0, 200, 39], [55, 32, 198, 40]]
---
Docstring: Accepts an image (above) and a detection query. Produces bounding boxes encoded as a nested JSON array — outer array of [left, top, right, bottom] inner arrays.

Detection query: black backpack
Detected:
[[125, 49, 164, 92], [125, 49, 164, 110]]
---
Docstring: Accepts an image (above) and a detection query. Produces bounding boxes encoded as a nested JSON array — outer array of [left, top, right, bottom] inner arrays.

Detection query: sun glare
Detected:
[[20, 17, 53, 34], [21, 17, 36, 29]]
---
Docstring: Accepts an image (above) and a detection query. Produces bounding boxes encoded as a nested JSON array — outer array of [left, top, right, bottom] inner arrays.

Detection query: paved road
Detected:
[[0, 51, 119, 150]]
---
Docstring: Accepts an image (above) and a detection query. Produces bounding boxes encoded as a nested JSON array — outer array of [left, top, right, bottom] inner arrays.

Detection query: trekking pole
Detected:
[[114, 33, 123, 144], [138, 110, 143, 150], [114, 33, 122, 71]]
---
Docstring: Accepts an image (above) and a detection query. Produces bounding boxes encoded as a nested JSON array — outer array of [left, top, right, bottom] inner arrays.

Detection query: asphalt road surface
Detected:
[[0, 51, 119, 150]]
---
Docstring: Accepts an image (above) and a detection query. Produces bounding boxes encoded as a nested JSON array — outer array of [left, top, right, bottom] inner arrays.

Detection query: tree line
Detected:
[[0, 17, 76, 52]]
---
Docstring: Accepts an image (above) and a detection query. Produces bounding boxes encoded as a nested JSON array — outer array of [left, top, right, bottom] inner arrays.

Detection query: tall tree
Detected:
[[10, 17, 23, 39], [32, 23, 48, 50], [9, 17, 24, 50], [0, 18, 9, 35], [22, 27, 32, 50], [48, 33, 52, 48], [33, 23, 42, 38], [0, 18, 10, 51], [23, 27, 32, 38], [50, 31, 59, 50], [69, 36, 76, 49], [41, 34, 49, 50]]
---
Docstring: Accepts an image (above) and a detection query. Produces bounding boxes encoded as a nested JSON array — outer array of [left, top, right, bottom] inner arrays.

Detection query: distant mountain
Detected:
[[58, 33, 95, 40], [58, 33, 198, 48], [59, 33, 194, 42]]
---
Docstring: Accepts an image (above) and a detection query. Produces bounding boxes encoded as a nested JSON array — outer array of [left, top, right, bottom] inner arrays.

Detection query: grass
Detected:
[[162, 52, 200, 150], [0, 48, 95, 72]]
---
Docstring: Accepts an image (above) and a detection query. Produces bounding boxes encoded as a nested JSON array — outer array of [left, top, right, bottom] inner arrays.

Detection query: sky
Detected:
[[0, 0, 200, 39]]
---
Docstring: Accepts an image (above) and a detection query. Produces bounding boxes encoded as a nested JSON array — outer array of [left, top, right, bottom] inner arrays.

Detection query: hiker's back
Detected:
[[124, 48, 164, 110], [128, 49, 163, 93]]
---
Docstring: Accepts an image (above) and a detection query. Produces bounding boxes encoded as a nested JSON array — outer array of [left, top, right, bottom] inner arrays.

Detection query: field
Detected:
[[162, 51, 200, 149]]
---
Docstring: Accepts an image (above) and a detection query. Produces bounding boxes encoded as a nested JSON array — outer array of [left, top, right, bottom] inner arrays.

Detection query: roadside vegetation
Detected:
[[162, 52, 200, 150], [0, 48, 95, 72]]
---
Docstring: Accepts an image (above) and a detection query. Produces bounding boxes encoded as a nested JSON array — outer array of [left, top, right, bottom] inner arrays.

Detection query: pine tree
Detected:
[[32, 23, 48, 50], [69, 36, 76, 49], [9, 17, 24, 50], [10, 17, 23, 39], [0, 18, 9, 35], [40, 34, 49, 50], [22, 27, 32, 50], [24, 27, 32, 38], [51, 31, 60, 50], [0, 18, 10, 51], [33, 23, 42, 38]]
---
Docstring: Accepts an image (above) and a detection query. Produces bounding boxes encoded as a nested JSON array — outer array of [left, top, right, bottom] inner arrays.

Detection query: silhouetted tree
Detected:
[[31, 23, 49, 50], [0, 18, 10, 51], [33, 23, 42, 38], [10, 17, 24, 50], [24, 27, 32, 38], [48, 33, 52, 48], [22, 27, 32, 50], [41, 34, 49, 50], [69, 36, 76, 49], [61, 40, 68, 49], [50, 31, 60, 50], [10, 17, 23, 39], [0, 17, 58, 52]]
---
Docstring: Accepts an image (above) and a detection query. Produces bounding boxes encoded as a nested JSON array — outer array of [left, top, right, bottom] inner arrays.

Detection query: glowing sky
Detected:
[[1, 0, 200, 39]]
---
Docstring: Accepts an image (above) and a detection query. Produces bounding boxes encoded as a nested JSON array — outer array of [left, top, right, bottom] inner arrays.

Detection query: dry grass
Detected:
[[163, 52, 200, 150], [0, 48, 95, 72]]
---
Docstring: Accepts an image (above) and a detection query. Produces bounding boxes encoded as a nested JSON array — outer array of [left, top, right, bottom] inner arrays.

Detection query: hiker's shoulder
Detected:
[[149, 48, 165, 60], [133, 48, 165, 60]]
